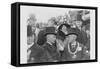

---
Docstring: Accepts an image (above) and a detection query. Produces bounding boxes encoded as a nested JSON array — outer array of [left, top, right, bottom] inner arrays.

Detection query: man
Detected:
[[42, 27, 60, 62], [28, 27, 57, 63]]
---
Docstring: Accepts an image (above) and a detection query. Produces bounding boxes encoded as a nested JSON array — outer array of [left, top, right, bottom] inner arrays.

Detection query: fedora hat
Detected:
[[44, 27, 57, 36], [37, 27, 56, 46]]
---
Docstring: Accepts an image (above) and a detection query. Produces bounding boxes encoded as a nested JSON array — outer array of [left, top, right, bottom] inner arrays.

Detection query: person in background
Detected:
[[35, 23, 41, 42], [27, 20, 36, 48], [27, 42, 49, 63], [84, 24, 90, 52], [27, 14, 37, 63], [27, 14, 37, 47], [75, 20, 83, 31], [27, 20, 37, 63], [27, 32, 36, 62], [47, 17, 59, 31], [73, 19, 88, 46]]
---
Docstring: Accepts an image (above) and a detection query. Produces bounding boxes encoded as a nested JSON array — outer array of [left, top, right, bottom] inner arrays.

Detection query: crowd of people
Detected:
[[27, 10, 90, 63]]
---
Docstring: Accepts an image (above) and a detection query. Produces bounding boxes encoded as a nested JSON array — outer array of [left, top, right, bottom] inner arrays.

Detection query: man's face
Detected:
[[27, 35, 35, 45], [47, 34, 56, 43], [32, 26, 36, 32], [86, 30, 90, 36], [48, 20, 54, 27], [75, 21, 82, 28]]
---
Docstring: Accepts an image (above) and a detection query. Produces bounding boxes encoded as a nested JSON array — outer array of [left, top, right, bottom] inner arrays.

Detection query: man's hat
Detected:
[[44, 27, 57, 36], [37, 27, 56, 46]]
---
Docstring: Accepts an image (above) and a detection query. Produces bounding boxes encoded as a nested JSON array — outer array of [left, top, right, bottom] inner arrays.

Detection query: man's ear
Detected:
[[46, 35, 48, 38], [46, 35, 50, 40]]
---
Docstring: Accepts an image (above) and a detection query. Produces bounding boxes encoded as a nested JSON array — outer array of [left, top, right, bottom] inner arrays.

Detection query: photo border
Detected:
[[11, 2, 98, 67]]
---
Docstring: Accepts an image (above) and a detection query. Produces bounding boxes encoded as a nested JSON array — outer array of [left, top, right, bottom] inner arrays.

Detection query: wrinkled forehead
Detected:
[[69, 34, 77, 38], [46, 34, 56, 37]]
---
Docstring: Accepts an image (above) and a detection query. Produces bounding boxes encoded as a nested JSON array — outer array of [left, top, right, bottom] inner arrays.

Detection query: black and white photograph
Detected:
[[14, 3, 97, 65]]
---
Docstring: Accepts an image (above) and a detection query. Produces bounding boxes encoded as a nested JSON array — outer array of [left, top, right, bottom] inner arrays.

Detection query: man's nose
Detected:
[[54, 37, 56, 40]]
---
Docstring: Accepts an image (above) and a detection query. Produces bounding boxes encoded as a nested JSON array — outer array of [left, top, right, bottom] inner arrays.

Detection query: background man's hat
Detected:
[[44, 27, 57, 36]]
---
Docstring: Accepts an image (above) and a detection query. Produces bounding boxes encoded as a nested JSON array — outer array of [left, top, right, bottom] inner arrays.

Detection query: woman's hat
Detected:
[[65, 32, 78, 37], [58, 24, 71, 31], [65, 28, 78, 37]]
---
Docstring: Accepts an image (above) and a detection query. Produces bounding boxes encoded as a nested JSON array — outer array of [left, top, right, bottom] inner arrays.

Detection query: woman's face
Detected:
[[62, 25, 66, 31], [61, 25, 68, 34]]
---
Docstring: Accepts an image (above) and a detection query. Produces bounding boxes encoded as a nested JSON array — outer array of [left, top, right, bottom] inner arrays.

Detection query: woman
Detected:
[[60, 32, 90, 61], [56, 24, 71, 61]]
